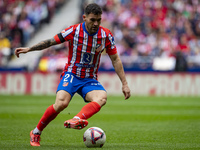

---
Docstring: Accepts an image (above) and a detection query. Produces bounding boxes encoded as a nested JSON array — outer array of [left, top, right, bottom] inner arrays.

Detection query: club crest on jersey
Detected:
[[63, 82, 69, 87], [96, 44, 103, 52]]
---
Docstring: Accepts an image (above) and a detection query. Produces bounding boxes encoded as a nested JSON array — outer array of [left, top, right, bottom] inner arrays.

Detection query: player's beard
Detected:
[[89, 26, 98, 34]]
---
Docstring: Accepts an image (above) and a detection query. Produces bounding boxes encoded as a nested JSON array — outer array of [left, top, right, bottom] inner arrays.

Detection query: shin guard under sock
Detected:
[[36, 105, 59, 131], [75, 102, 101, 120]]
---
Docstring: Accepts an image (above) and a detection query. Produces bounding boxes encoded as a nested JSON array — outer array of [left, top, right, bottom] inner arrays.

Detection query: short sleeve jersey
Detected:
[[54, 22, 117, 80]]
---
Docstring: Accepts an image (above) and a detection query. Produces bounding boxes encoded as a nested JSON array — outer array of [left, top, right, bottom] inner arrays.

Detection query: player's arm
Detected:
[[109, 53, 131, 100], [15, 37, 58, 58]]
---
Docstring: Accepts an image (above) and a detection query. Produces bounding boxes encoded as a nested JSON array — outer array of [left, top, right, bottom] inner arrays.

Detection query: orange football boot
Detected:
[[64, 118, 88, 129], [30, 130, 40, 146]]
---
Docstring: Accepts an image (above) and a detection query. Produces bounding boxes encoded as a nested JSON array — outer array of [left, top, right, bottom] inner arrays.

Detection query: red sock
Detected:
[[75, 102, 101, 120], [37, 105, 59, 131]]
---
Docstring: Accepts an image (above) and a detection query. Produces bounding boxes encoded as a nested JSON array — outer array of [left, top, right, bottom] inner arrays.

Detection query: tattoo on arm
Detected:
[[29, 38, 57, 51]]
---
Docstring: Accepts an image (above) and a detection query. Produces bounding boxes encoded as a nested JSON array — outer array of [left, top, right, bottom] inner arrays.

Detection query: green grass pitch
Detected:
[[0, 95, 200, 150]]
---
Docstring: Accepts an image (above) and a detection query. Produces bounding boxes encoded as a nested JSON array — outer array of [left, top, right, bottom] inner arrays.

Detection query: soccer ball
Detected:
[[83, 127, 106, 148]]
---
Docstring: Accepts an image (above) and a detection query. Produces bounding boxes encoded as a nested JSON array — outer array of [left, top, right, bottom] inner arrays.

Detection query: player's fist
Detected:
[[15, 47, 30, 58]]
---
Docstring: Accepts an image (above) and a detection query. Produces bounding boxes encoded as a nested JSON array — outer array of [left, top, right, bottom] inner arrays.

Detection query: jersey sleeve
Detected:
[[105, 30, 117, 55], [54, 26, 74, 44]]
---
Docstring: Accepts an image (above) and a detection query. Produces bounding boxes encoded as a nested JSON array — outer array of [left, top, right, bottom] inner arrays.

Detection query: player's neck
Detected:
[[82, 22, 99, 36]]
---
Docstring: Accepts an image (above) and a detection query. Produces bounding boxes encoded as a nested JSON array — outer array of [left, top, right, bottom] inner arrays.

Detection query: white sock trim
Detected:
[[33, 127, 42, 135], [73, 116, 80, 120]]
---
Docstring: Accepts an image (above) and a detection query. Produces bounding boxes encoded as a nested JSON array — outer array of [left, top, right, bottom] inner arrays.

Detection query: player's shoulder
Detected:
[[99, 26, 112, 33], [99, 26, 113, 36], [64, 23, 82, 31], [71, 23, 82, 28]]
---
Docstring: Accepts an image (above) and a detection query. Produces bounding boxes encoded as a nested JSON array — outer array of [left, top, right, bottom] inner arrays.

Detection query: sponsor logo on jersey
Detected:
[[83, 52, 92, 64], [75, 63, 94, 68]]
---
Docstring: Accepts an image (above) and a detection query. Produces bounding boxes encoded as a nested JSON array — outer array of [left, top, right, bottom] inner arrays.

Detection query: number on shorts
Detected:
[[64, 74, 74, 83]]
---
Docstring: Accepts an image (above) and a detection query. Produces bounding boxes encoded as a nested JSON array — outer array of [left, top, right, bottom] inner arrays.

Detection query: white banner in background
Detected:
[[0, 72, 200, 96], [99, 73, 200, 96]]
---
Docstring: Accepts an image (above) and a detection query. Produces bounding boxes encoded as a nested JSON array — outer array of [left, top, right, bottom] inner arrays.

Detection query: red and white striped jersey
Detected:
[[54, 22, 117, 80]]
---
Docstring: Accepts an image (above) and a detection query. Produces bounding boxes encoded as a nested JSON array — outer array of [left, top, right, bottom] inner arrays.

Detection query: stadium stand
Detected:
[[38, 0, 200, 72], [1, 0, 200, 72], [0, 0, 69, 67], [1, 0, 81, 71], [86, 0, 200, 72]]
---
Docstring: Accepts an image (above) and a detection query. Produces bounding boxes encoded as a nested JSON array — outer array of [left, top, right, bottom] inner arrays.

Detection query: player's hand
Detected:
[[122, 84, 131, 100], [15, 47, 30, 58]]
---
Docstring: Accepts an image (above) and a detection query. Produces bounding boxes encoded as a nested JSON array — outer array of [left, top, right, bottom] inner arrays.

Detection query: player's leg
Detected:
[[64, 79, 106, 130], [74, 90, 107, 119], [64, 90, 106, 130], [63, 90, 90, 129], [53, 90, 72, 112], [30, 90, 71, 146]]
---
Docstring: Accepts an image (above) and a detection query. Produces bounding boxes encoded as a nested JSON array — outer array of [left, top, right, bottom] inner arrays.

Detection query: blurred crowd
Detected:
[[0, 0, 66, 66], [1, 0, 200, 71], [81, 0, 200, 71]]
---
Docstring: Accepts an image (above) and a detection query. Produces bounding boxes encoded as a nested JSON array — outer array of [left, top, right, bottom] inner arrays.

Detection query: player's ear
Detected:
[[83, 14, 86, 21]]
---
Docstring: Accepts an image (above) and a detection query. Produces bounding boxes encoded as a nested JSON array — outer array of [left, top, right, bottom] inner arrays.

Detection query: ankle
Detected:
[[33, 127, 42, 135], [73, 116, 80, 120]]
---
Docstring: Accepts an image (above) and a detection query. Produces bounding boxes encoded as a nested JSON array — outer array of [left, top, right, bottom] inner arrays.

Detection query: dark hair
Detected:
[[84, 3, 102, 15]]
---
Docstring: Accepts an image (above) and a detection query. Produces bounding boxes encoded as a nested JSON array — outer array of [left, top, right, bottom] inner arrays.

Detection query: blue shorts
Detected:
[[56, 72, 106, 101]]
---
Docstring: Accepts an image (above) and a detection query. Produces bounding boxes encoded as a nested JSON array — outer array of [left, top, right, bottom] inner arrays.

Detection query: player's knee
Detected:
[[100, 97, 107, 106], [54, 97, 69, 112], [95, 96, 107, 107], [55, 101, 68, 112], [54, 91, 71, 112], [60, 100, 69, 110]]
